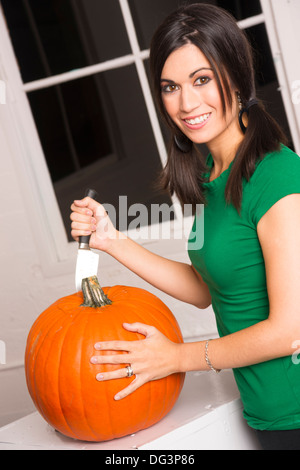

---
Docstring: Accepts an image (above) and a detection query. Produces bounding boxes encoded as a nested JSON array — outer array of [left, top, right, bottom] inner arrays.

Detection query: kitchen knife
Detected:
[[75, 188, 99, 292]]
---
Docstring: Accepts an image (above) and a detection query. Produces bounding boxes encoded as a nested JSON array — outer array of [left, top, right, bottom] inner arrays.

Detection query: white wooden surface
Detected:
[[0, 370, 261, 450]]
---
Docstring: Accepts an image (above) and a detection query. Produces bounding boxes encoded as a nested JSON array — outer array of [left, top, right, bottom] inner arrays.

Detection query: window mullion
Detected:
[[118, 0, 183, 222], [236, 12, 265, 29], [260, 0, 300, 154], [22, 54, 136, 92]]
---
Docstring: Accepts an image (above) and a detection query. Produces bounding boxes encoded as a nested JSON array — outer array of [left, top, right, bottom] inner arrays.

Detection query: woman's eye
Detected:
[[195, 76, 211, 86], [162, 84, 179, 94]]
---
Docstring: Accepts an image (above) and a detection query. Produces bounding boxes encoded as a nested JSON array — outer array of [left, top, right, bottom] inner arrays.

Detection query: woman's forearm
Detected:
[[104, 233, 211, 309], [178, 317, 297, 373], [70, 198, 211, 308]]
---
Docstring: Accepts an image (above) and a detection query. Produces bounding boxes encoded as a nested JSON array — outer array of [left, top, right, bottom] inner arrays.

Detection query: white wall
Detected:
[[0, 106, 75, 424]]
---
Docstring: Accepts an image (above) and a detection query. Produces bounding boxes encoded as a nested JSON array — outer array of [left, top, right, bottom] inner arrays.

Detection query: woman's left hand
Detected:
[[90, 322, 181, 400]]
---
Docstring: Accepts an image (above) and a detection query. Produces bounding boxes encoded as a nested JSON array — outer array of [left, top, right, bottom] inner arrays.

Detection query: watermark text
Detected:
[[96, 197, 204, 250], [0, 340, 6, 365], [292, 340, 300, 365], [0, 80, 6, 105], [292, 80, 300, 105]]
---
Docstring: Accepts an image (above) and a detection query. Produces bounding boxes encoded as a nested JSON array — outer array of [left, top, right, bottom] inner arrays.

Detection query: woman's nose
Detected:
[[180, 86, 201, 113]]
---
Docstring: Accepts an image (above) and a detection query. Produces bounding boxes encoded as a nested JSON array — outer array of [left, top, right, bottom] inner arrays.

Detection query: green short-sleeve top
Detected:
[[188, 145, 300, 430]]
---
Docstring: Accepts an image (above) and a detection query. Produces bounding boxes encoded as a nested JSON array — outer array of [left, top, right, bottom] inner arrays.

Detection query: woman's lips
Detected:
[[182, 113, 211, 129]]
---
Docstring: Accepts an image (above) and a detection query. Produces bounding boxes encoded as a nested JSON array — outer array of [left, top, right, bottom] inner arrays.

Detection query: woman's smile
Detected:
[[182, 112, 212, 129]]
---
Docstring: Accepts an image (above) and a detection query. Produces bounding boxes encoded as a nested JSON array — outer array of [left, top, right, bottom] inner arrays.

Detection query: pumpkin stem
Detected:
[[81, 276, 112, 308]]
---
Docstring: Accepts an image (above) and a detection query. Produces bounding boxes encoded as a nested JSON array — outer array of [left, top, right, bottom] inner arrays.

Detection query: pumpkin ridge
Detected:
[[25, 310, 50, 407], [156, 377, 168, 424], [50, 304, 87, 435], [102, 373, 115, 439], [28, 308, 70, 419], [117, 294, 181, 335], [117, 299, 182, 343], [147, 377, 155, 428], [77, 311, 101, 441], [29, 321, 54, 422], [108, 301, 182, 430], [98, 299, 177, 436], [36, 312, 78, 438], [59, 305, 112, 440], [53, 310, 85, 439], [93, 310, 122, 441], [102, 287, 181, 339]]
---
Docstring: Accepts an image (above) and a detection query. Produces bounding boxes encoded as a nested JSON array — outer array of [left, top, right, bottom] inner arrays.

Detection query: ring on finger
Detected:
[[126, 365, 134, 378]]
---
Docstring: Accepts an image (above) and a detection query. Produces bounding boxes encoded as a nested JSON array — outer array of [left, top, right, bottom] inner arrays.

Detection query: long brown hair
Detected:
[[150, 3, 287, 212]]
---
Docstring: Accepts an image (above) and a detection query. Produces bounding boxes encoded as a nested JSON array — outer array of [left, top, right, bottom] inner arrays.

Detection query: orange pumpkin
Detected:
[[25, 276, 185, 442]]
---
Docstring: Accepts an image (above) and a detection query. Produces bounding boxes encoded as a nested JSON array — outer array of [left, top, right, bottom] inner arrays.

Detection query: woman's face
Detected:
[[160, 43, 242, 152]]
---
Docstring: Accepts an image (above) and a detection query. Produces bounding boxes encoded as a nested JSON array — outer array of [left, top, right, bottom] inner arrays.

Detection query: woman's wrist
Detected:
[[107, 230, 127, 253], [177, 341, 211, 373], [93, 229, 127, 254]]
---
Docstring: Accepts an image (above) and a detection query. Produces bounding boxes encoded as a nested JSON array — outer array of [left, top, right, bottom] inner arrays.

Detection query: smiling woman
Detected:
[[149, 5, 287, 212], [70, 3, 300, 450]]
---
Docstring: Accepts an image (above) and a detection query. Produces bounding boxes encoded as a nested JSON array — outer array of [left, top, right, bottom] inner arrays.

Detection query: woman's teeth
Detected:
[[185, 113, 210, 125]]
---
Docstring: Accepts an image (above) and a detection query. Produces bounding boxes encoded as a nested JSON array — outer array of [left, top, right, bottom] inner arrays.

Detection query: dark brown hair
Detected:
[[150, 3, 287, 212]]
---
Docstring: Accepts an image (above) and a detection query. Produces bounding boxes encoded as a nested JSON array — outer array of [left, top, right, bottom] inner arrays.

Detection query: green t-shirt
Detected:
[[188, 145, 300, 431]]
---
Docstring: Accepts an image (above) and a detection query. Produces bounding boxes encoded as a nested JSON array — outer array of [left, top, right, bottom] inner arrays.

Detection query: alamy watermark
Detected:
[[0, 80, 6, 105], [292, 340, 300, 365], [97, 197, 205, 250], [292, 80, 300, 105], [0, 340, 6, 365]]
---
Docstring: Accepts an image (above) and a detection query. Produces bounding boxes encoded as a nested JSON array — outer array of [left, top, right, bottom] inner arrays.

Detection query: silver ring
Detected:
[[126, 365, 134, 378]]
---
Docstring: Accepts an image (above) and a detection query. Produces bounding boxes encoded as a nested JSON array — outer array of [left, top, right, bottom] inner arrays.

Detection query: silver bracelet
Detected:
[[205, 340, 221, 373]]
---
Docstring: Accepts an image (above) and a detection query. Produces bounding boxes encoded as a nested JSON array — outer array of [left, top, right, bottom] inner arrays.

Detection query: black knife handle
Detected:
[[79, 188, 99, 247], [84, 188, 98, 200]]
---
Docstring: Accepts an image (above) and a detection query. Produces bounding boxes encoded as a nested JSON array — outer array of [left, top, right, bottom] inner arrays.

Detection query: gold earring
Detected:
[[237, 93, 243, 111]]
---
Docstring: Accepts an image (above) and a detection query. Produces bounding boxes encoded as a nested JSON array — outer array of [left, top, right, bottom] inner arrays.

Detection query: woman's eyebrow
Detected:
[[160, 67, 213, 83], [160, 78, 175, 84], [189, 67, 213, 78]]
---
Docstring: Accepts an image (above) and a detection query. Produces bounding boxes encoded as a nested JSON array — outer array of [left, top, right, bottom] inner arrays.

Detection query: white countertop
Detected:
[[0, 370, 261, 450]]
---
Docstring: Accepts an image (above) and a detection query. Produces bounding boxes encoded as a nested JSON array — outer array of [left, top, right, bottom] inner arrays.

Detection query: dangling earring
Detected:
[[237, 92, 243, 111], [174, 133, 193, 153], [237, 92, 259, 134], [237, 92, 247, 134]]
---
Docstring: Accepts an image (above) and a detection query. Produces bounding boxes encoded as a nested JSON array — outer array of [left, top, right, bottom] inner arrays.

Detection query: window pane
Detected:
[[213, 0, 261, 20], [27, 65, 172, 239], [27, 76, 113, 182], [1, 0, 131, 83], [245, 23, 293, 148], [129, 0, 262, 50]]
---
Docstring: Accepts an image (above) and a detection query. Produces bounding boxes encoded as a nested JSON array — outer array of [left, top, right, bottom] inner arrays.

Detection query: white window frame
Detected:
[[260, 0, 300, 153], [0, 0, 298, 277]]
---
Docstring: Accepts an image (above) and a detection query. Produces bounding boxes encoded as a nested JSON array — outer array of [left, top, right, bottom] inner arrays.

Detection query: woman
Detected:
[[70, 4, 300, 450]]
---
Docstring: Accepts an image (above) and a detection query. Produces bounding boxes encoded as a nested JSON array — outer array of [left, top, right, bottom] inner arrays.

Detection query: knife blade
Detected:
[[75, 188, 99, 292]]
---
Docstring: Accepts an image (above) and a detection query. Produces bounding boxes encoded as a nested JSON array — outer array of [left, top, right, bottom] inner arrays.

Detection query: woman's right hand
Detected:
[[70, 197, 121, 253]]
